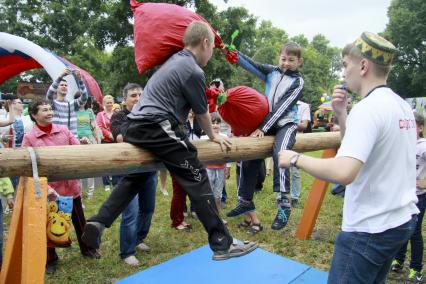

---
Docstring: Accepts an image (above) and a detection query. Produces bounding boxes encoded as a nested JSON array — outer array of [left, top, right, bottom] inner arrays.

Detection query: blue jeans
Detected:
[[395, 193, 426, 271], [290, 167, 300, 200], [119, 172, 158, 258], [328, 215, 417, 284]]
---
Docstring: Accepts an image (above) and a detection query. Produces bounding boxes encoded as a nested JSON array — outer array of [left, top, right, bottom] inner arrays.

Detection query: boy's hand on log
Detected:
[[251, 129, 264, 138], [278, 150, 297, 168], [211, 133, 232, 152]]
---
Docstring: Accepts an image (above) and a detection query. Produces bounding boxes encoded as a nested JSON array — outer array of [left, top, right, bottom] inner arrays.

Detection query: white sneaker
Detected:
[[104, 186, 111, 192], [137, 242, 151, 252], [160, 189, 168, 196], [123, 255, 140, 266]]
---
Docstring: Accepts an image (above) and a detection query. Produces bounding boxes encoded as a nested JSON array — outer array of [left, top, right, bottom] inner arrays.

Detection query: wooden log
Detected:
[[0, 132, 340, 181]]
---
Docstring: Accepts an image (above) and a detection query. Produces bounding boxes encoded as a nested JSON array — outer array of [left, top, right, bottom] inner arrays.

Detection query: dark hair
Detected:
[[85, 96, 93, 110], [28, 99, 51, 122], [59, 78, 67, 84], [281, 42, 302, 58], [92, 99, 101, 114], [211, 112, 222, 124], [123, 83, 142, 98], [209, 78, 222, 89], [74, 91, 81, 100]]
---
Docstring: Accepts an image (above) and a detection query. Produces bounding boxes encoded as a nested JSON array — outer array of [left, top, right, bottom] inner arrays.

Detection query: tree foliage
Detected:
[[384, 0, 426, 98], [0, 0, 340, 107]]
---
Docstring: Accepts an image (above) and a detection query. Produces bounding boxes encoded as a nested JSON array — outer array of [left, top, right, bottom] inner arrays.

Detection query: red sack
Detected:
[[131, 0, 223, 74], [205, 87, 221, 113], [218, 86, 269, 136]]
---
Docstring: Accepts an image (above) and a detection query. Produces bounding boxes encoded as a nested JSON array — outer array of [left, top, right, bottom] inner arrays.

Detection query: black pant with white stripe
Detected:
[[271, 123, 297, 193], [122, 118, 233, 252]]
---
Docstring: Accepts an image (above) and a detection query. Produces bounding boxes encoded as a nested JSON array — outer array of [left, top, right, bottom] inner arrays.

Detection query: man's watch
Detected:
[[290, 153, 301, 168]]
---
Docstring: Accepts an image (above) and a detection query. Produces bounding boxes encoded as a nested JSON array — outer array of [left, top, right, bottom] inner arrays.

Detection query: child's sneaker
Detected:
[[226, 200, 255, 217], [391, 260, 404, 274], [104, 185, 111, 192], [212, 239, 258, 261], [271, 196, 291, 230], [271, 207, 291, 230], [406, 268, 423, 283], [137, 242, 151, 252]]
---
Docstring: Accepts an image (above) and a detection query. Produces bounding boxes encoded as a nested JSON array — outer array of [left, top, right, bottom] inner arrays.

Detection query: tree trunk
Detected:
[[0, 132, 340, 181]]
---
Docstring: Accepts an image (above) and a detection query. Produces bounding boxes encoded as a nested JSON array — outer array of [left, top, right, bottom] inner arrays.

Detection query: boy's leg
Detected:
[[329, 216, 417, 284], [227, 159, 262, 217], [271, 124, 297, 230], [124, 119, 257, 257], [82, 175, 141, 250], [72, 196, 100, 258]]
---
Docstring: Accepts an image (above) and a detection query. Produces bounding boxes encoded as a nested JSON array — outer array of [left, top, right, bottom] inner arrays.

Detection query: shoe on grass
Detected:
[[45, 262, 57, 274], [391, 259, 404, 274], [212, 239, 258, 261], [271, 206, 291, 230], [137, 242, 151, 252], [82, 221, 105, 249], [104, 185, 111, 192], [406, 268, 423, 283], [123, 255, 140, 267], [226, 201, 255, 217]]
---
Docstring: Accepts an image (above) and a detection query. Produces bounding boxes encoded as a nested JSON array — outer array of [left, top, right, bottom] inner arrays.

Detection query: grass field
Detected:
[[34, 151, 420, 283]]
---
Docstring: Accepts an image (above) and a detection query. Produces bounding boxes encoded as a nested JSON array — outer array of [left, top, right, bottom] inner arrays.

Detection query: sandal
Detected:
[[237, 220, 251, 228], [175, 223, 192, 232], [248, 223, 263, 234]]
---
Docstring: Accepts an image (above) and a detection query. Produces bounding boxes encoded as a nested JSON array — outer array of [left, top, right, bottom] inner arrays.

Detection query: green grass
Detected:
[[33, 150, 421, 283]]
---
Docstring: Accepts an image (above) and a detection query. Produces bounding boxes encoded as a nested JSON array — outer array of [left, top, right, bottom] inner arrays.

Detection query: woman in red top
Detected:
[[96, 95, 115, 191], [22, 99, 100, 274]]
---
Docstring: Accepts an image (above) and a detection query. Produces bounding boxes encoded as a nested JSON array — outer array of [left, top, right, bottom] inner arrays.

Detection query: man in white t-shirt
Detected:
[[279, 32, 419, 283], [290, 100, 311, 207]]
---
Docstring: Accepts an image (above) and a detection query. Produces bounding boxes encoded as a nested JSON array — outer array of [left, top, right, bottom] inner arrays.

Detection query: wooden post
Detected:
[[295, 148, 337, 240], [0, 177, 47, 284]]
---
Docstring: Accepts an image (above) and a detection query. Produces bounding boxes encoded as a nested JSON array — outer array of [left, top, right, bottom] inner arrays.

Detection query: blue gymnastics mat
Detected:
[[116, 245, 328, 284]]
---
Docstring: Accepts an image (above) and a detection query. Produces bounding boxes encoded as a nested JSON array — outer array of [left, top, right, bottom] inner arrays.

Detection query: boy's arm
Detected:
[[259, 76, 304, 133], [237, 51, 275, 82]]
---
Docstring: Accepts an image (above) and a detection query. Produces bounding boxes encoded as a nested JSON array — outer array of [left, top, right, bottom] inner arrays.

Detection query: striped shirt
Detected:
[[46, 77, 88, 137]]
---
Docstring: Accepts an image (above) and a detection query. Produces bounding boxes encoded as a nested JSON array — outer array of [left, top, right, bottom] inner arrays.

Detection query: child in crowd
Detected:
[[391, 112, 426, 283], [223, 42, 304, 230], [22, 99, 100, 274], [0, 177, 14, 269], [201, 113, 231, 210]]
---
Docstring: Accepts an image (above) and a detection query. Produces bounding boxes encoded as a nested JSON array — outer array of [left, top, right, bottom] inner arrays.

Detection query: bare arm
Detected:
[[279, 150, 363, 185]]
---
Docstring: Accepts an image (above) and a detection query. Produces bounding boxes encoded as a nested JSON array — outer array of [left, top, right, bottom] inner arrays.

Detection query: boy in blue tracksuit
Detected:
[[224, 43, 304, 230]]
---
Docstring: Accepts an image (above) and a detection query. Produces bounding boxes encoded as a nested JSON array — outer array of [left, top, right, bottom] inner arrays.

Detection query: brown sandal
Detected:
[[237, 220, 251, 228]]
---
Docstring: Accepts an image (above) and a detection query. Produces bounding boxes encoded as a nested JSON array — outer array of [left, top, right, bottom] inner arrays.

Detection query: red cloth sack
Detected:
[[217, 86, 269, 136], [131, 0, 223, 74]]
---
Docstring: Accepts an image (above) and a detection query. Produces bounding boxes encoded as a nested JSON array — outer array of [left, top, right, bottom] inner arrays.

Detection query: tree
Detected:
[[384, 0, 426, 98]]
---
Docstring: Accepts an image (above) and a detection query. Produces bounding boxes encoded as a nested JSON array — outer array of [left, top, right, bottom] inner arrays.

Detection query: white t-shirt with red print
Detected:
[[336, 86, 419, 233]]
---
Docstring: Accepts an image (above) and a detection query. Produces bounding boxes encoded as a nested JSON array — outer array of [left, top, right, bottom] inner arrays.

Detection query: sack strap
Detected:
[[27, 147, 41, 199]]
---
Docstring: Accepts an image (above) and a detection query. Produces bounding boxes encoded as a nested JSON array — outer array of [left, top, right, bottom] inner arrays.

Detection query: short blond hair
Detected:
[[102, 95, 114, 106], [183, 21, 214, 48]]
